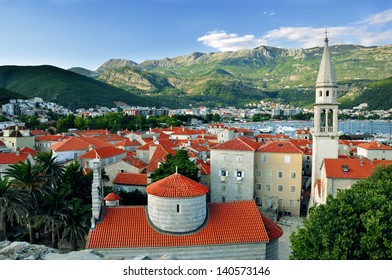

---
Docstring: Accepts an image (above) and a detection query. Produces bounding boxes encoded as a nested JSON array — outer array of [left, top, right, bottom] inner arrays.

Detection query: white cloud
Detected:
[[198, 9, 392, 51], [197, 30, 267, 52], [357, 8, 392, 26]]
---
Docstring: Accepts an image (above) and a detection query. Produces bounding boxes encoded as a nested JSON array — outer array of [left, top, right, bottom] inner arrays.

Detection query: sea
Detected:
[[224, 120, 392, 142]]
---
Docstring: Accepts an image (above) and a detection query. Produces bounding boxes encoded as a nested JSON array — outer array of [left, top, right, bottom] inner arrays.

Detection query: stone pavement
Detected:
[[276, 216, 305, 260]]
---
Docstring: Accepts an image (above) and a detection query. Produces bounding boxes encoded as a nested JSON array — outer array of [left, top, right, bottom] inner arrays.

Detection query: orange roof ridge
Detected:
[[146, 173, 208, 198]]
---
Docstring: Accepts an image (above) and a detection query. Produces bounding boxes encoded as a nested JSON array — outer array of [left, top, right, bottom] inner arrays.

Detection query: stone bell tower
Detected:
[[310, 33, 339, 207]]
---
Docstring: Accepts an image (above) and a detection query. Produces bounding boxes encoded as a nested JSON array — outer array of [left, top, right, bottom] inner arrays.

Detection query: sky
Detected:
[[0, 0, 392, 70]]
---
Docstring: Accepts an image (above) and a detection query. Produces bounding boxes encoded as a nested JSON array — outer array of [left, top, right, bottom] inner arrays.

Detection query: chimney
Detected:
[[91, 159, 103, 229], [16, 147, 20, 156], [89, 144, 94, 151]]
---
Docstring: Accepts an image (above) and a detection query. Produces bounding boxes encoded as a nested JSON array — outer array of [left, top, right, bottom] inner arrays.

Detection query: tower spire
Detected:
[[316, 29, 336, 88]]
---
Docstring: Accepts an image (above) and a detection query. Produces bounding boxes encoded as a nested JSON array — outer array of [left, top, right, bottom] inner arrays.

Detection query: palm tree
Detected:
[[0, 176, 30, 241], [37, 187, 70, 249], [35, 151, 64, 188], [5, 159, 45, 244], [61, 198, 91, 251]]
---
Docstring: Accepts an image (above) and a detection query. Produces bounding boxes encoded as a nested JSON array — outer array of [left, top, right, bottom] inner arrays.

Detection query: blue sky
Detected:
[[0, 0, 391, 70]]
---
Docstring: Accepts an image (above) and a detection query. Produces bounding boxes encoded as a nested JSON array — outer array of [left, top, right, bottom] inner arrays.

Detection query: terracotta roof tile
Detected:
[[113, 173, 148, 186], [211, 136, 261, 151], [122, 157, 147, 169], [0, 152, 29, 164], [51, 136, 110, 152], [257, 140, 303, 154], [324, 158, 392, 179], [146, 173, 208, 198], [261, 214, 283, 241], [20, 147, 36, 157], [104, 192, 121, 201], [35, 135, 70, 142], [357, 141, 392, 150], [86, 200, 270, 249], [79, 146, 126, 159]]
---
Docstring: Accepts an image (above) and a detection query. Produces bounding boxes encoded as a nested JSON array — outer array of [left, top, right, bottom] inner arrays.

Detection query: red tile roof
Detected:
[[51, 136, 110, 152], [146, 173, 208, 198], [122, 157, 147, 169], [324, 158, 392, 179], [104, 192, 121, 201], [197, 160, 211, 175], [113, 173, 148, 186], [30, 129, 50, 136], [0, 152, 30, 164], [257, 140, 303, 154], [35, 135, 70, 142], [146, 144, 176, 172], [86, 200, 270, 249], [357, 141, 392, 150], [20, 147, 36, 157], [211, 136, 261, 151], [261, 214, 283, 241], [79, 146, 126, 159]]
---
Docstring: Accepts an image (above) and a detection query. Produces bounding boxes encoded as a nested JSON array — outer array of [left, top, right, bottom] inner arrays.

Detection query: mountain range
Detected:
[[1, 44, 392, 111]]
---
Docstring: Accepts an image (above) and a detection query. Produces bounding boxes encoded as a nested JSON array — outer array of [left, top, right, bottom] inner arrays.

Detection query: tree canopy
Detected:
[[290, 164, 392, 260], [149, 149, 200, 183]]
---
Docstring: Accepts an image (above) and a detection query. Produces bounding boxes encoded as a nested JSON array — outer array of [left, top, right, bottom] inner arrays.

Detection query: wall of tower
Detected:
[[147, 194, 207, 233]]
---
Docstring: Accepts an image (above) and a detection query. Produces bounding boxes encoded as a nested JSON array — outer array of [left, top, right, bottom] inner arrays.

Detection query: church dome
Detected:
[[146, 173, 208, 234], [146, 173, 208, 198]]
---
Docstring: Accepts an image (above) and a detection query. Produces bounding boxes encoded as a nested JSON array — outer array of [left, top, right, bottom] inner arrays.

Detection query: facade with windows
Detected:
[[210, 136, 260, 203], [255, 141, 303, 217]]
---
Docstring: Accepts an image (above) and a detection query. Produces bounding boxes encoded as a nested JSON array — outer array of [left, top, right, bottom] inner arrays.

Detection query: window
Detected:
[[290, 186, 296, 193], [278, 198, 283, 206], [289, 199, 296, 207], [255, 196, 262, 205], [236, 171, 244, 181], [284, 155, 291, 164], [220, 154, 227, 162], [326, 90, 329, 97], [256, 170, 262, 177], [219, 170, 228, 177], [278, 185, 284, 192], [176, 204, 180, 213], [236, 155, 243, 163], [256, 183, 262, 191], [262, 154, 268, 163], [319, 90, 322, 97], [290, 172, 296, 179], [222, 196, 226, 202], [266, 184, 271, 192], [278, 171, 284, 179], [265, 170, 272, 178]]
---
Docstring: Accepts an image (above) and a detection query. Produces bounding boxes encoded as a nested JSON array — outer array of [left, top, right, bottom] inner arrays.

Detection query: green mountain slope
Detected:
[[93, 44, 392, 109], [0, 65, 164, 110], [0, 87, 27, 105], [339, 76, 392, 110]]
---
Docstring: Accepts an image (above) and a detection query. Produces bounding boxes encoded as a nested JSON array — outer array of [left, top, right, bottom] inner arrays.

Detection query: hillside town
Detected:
[[1, 36, 392, 260]]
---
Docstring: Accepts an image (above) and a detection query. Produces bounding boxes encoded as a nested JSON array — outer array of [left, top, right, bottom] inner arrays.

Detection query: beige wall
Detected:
[[104, 160, 144, 187], [255, 151, 302, 216], [1, 136, 35, 152]]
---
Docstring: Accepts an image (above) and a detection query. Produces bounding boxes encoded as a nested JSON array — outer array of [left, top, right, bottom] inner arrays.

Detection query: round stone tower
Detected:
[[146, 173, 208, 234]]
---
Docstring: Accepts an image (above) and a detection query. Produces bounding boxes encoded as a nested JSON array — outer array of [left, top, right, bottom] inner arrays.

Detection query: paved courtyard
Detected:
[[277, 216, 304, 260]]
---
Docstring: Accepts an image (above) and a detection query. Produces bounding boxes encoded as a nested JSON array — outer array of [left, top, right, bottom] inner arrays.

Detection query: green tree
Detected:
[[149, 149, 200, 182], [35, 151, 65, 188], [61, 198, 91, 251], [37, 187, 70, 249], [290, 165, 392, 260], [5, 159, 46, 244], [0, 176, 30, 241]]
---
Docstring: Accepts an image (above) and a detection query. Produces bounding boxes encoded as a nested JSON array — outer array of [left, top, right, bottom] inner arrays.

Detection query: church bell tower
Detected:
[[310, 33, 339, 206]]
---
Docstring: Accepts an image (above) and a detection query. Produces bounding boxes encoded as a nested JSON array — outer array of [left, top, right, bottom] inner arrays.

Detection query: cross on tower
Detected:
[[324, 29, 329, 43]]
